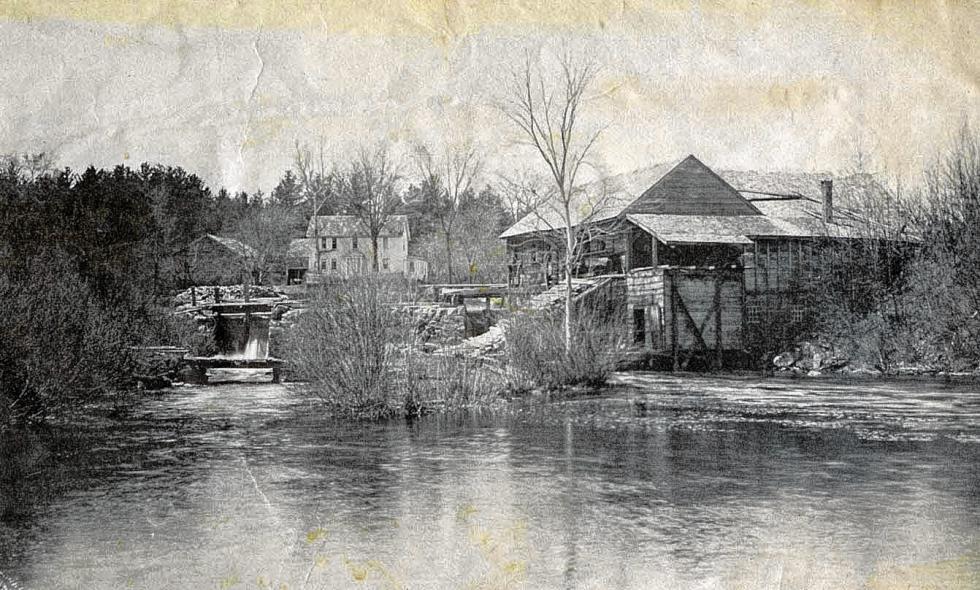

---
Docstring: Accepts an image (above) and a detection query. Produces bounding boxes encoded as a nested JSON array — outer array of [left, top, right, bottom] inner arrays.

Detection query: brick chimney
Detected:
[[820, 179, 833, 223]]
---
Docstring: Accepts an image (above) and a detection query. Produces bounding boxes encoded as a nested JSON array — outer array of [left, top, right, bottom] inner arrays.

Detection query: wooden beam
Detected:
[[624, 228, 632, 271]]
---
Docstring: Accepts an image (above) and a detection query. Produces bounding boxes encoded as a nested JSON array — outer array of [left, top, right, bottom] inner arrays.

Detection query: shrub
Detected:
[[284, 275, 507, 419], [401, 353, 507, 417], [504, 304, 627, 392], [0, 256, 136, 427], [283, 275, 412, 419]]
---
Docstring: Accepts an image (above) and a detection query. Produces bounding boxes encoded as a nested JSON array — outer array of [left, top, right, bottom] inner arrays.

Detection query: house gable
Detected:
[[623, 155, 762, 217]]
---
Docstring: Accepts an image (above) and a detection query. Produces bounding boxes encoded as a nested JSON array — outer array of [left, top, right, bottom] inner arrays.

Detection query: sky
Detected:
[[0, 0, 976, 194]]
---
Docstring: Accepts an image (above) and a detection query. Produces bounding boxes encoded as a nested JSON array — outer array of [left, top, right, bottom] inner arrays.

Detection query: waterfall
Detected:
[[213, 312, 270, 359], [241, 331, 268, 359]]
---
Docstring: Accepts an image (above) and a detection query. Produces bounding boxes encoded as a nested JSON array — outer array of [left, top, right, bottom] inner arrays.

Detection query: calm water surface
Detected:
[[1, 373, 979, 589]]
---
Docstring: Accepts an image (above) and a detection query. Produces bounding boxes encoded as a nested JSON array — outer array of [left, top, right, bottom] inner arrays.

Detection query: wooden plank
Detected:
[[674, 287, 710, 352]]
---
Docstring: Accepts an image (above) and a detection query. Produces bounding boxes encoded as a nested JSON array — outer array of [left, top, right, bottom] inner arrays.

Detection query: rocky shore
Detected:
[[771, 340, 979, 379]]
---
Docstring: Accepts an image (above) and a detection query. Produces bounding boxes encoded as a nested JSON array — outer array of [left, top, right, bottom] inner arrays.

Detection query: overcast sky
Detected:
[[0, 1, 976, 194]]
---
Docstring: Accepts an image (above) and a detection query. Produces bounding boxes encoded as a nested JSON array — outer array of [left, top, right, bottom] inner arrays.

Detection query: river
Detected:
[[1, 373, 978, 589]]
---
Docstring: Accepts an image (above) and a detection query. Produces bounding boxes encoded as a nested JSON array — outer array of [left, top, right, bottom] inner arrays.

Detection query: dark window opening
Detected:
[[633, 308, 646, 344]]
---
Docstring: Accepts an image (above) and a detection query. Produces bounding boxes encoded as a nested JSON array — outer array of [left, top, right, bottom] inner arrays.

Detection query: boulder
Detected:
[[773, 352, 795, 368]]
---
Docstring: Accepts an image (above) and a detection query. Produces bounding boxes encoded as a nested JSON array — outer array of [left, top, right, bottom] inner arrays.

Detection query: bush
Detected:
[[504, 305, 627, 392], [0, 257, 136, 427], [802, 126, 980, 373], [283, 276, 410, 419], [401, 353, 507, 417], [283, 275, 505, 419]]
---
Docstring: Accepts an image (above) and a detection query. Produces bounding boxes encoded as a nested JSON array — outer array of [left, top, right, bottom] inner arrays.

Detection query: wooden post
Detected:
[[740, 271, 748, 353], [191, 286, 197, 307], [194, 363, 208, 385], [714, 278, 723, 370], [644, 306, 653, 349], [651, 236, 659, 268], [272, 366, 281, 384], [764, 241, 771, 293], [623, 229, 632, 271], [670, 274, 679, 372]]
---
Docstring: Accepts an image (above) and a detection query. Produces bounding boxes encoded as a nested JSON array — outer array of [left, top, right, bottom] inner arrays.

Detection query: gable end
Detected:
[[624, 155, 762, 217]]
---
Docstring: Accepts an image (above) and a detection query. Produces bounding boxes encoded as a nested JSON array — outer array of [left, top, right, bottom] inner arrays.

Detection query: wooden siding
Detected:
[[626, 267, 666, 349], [626, 267, 664, 308], [744, 238, 816, 294], [186, 239, 248, 285], [664, 269, 744, 357], [624, 156, 762, 217]]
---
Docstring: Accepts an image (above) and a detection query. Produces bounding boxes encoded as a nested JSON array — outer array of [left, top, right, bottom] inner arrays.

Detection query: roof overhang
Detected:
[[626, 214, 772, 246]]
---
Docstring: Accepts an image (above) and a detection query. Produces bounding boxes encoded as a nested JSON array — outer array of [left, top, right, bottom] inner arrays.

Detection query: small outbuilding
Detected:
[[183, 234, 257, 286]]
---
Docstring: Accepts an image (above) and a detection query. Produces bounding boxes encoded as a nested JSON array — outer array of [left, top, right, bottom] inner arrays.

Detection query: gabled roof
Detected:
[[749, 197, 871, 239], [624, 156, 761, 216], [498, 160, 680, 239], [287, 237, 314, 258], [500, 155, 905, 242], [194, 234, 256, 258], [500, 156, 762, 239], [306, 215, 409, 239]]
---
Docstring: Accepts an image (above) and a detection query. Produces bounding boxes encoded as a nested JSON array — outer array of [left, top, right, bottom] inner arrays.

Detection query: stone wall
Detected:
[[174, 284, 286, 310], [396, 304, 467, 349], [265, 301, 467, 361]]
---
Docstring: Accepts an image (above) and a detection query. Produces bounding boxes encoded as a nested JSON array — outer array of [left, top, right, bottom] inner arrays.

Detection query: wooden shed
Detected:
[[183, 234, 257, 286]]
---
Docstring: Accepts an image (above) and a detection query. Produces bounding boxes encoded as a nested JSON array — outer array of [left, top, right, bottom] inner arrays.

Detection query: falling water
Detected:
[[240, 331, 268, 359], [213, 312, 270, 359]]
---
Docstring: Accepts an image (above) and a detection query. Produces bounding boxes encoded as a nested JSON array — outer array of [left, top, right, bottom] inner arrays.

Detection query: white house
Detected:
[[302, 214, 427, 281]]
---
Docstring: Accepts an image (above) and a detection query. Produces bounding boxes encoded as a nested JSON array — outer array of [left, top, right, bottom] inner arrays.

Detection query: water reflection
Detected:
[[1, 374, 979, 588]]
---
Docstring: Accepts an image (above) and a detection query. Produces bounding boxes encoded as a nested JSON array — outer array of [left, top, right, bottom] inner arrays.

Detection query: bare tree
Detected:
[[0, 151, 57, 182], [413, 143, 483, 283], [294, 140, 332, 273], [332, 145, 403, 272], [231, 204, 295, 285], [500, 49, 608, 352]]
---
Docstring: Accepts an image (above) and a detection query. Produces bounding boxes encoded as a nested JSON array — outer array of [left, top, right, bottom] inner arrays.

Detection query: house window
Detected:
[[330, 259, 337, 271], [331, 237, 337, 250], [320, 259, 328, 271], [408, 261, 415, 272], [382, 259, 389, 270], [352, 237, 358, 249], [747, 304, 763, 324], [382, 237, 389, 250], [319, 237, 327, 250], [791, 304, 806, 323]]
